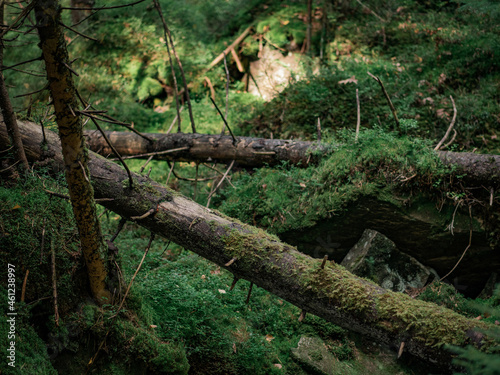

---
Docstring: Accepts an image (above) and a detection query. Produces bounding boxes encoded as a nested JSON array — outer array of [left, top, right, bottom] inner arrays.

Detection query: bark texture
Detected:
[[84, 130, 500, 187], [84, 130, 325, 168], [35, 0, 110, 303], [2, 119, 495, 373]]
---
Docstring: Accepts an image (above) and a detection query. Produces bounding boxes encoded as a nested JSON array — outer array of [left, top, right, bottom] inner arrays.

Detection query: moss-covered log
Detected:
[[84, 130, 500, 187], [2, 120, 497, 372]]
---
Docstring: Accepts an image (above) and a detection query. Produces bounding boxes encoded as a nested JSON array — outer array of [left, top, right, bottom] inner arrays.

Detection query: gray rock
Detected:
[[341, 229, 436, 292], [291, 336, 337, 375]]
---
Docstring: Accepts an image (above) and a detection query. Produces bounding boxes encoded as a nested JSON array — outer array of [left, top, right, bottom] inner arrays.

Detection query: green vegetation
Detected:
[[1, 0, 499, 374], [218, 128, 457, 234]]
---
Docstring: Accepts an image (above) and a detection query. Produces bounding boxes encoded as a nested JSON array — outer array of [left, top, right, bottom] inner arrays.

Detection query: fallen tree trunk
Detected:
[[84, 129, 500, 187], [2, 120, 496, 372], [84, 129, 325, 168]]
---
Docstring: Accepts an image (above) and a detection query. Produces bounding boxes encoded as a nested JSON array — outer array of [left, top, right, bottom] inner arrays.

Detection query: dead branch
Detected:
[[209, 25, 253, 69], [111, 232, 155, 319], [434, 95, 457, 151], [153, 0, 182, 133], [51, 239, 59, 327], [368, 71, 400, 132], [209, 97, 237, 145]]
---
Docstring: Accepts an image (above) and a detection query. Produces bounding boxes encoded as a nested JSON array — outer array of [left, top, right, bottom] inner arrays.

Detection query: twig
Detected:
[[209, 97, 237, 145], [111, 146, 189, 160], [153, 0, 182, 133], [8, 67, 45, 77], [204, 76, 216, 101], [139, 155, 154, 174], [62, 0, 147, 10], [77, 93, 134, 188], [298, 310, 306, 322], [398, 342, 405, 359], [246, 282, 254, 304], [110, 218, 126, 242], [316, 118, 321, 142], [160, 240, 171, 256], [153, 1, 195, 133], [354, 0, 386, 22], [224, 53, 230, 126], [367, 71, 400, 132], [225, 257, 237, 267], [442, 129, 457, 150], [40, 217, 46, 264], [230, 276, 239, 291], [209, 25, 253, 69], [131, 208, 155, 220], [0, 1, 35, 39], [206, 160, 235, 207], [202, 163, 235, 187], [78, 161, 90, 182], [58, 21, 97, 41], [166, 161, 175, 185], [21, 269, 29, 302], [110, 233, 155, 320], [320, 255, 328, 269], [165, 106, 183, 134], [355, 88, 361, 142], [51, 239, 59, 327], [0, 159, 20, 172], [79, 111, 153, 142], [193, 163, 199, 201], [63, 61, 79, 76], [434, 95, 457, 151], [230, 47, 244, 73], [440, 206, 472, 281]]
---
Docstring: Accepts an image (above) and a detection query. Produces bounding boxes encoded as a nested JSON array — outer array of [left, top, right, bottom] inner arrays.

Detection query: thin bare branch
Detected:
[[355, 88, 361, 142], [0, 55, 42, 71], [153, 0, 195, 133], [206, 160, 235, 207], [62, 0, 147, 11], [434, 95, 457, 151], [367, 71, 400, 132], [153, 0, 182, 133], [210, 97, 237, 145], [58, 20, 97, 41], [110, 232, 155, 319]]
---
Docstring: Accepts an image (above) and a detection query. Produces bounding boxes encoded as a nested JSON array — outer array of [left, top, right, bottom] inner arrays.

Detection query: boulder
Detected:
[[340, 229, 437, 292]]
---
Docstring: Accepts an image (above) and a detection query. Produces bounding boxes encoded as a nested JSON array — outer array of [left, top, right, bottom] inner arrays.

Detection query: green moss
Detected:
[[219, 128, 456, 235], [0, 289, 57, 375]]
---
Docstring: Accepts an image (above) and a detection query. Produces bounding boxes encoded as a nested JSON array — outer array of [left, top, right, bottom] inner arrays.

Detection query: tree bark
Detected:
[[84, 130, 500, 187], [84, 129, 325, 168], [35, 0, 110, 304], [1, 119, 495, 373]]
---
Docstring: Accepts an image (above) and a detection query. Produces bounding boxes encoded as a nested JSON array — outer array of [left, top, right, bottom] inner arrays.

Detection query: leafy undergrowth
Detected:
[[217, 127, 465, 235]]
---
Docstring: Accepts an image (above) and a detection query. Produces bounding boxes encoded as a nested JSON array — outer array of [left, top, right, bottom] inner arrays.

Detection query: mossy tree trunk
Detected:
[[34, 0, 110, 304], [1, 120, 496, 372], [84, 130, 500, 187]]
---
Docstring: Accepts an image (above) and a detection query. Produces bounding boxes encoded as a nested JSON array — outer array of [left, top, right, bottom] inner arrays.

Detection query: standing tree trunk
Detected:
[[34, 0, 110, 304], [0, 1, 29, 170]]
